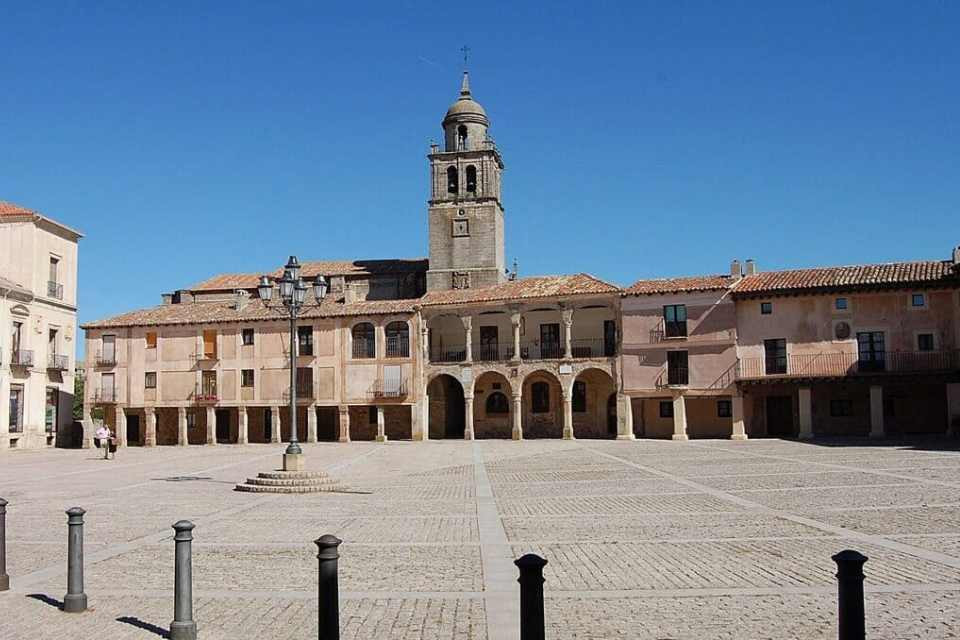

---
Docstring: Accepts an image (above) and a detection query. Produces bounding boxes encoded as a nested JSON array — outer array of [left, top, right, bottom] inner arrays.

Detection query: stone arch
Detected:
[[447, 166, 459, 193], [473, 370, 513, 439], [427, 373, 465, 439], [522, 369, 563, 439], [572, 367, 618, 439], [426, 313, 466, 363], [465, 165, 478, 193]]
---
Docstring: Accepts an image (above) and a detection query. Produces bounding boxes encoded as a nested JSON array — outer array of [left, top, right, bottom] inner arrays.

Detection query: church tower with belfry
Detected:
[[425, 71, 506, 292]]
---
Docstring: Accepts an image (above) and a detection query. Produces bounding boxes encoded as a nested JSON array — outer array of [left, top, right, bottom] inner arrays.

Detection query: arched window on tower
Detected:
[[457, 125, 468, 150], [447, 166, 459, 195], [466, 165, 477, 193]]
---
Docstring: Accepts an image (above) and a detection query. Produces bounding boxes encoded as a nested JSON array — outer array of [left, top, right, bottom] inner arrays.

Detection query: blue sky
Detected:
[[1, 2, 958, 329]]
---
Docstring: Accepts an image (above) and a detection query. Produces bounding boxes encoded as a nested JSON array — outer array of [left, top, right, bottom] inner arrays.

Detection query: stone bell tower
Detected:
[[426, 71, 506, 292]]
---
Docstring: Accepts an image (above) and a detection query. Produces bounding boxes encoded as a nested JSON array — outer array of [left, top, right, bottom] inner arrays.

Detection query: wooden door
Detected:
[[766, 396, 794, 436], [203, 330, 217, 358], [127, 414, 140, 443]]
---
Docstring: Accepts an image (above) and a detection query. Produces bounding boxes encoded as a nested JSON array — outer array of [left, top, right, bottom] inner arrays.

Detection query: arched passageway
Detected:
[[428, 374, 466, 439], [572, 368, 618, 439], [473, 371, 513, 439], [521, 370, 563, 439]]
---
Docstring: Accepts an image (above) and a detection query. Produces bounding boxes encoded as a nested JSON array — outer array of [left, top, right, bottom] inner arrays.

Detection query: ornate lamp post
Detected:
[[258, 256, 328, 469]]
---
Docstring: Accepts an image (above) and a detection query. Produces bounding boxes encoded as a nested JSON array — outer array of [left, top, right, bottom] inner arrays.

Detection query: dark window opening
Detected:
[[917, 333, 935, 352], [297, 326, 313, 356], [457, 125, 468, 150], [447, 166, 459, 194], [241, 369, 254, 387], [486, 392, 509, 414], [667, 351, 689, 385], [144, 372, 157, 389], [352, 323, 376, 359], [760, 302, 773, 315], [531, 381, 550, 413], [385, 321, 410, 358], [663, 304, 688, 337], [466, 165, 477, 193], [835, 298, 848, 310], [242, 328, 255, 345], [717, 400, 732, 418], [830, 399, 853, 417], [911, 293, 925, 307], [572, 381, 587, 413], [368, 406, 378, 425], [764, 338, 787, 375], [659, 401, 673, 418], [857, 331, 885, 372]]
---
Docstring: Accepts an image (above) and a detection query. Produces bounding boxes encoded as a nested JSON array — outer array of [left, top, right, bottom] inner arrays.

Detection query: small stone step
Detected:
[[257, 470, 331, 480], [234, 483, 345, 494], [245, 476, 342, 487]]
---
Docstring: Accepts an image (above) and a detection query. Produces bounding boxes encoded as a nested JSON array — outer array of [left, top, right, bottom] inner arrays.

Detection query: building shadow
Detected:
[[26, 593, 63, 610], [116, 616, 170, 638]]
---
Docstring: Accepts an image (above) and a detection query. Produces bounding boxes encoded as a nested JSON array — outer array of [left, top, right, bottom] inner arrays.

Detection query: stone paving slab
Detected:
[[731, 484, 960, 512], [815, 506, 960, 535]]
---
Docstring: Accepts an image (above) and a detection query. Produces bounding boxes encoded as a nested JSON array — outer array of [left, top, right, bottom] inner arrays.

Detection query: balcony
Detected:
[[736, 350, 960, 381], [10, 349, 34, 367], [193, 351, 218, 363], [386, 336, 410, 358], [96, 351, 117, 367], [282, 385, 316, 402], [47, 280, 63, 300], [47, 354, 69, 371], [430, 345, 467, 364], [371, 378, 408, 399], [352, 339, 376, 359], [93, 388, 117, 403], [430, 338, 617, 364], [193, 383, 218, 404]]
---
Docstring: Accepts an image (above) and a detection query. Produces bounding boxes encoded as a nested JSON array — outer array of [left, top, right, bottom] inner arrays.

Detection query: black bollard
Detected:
[[0, 497, 8, 591], [63, 507, 87, 613], [515, 553, 548, 640], [170, 521, 197, 640], [315, 534, 342, 640], [833, 549, 868, 640]]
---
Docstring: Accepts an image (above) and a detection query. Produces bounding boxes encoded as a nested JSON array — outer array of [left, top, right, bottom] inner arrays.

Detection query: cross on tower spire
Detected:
[[460, 45, 471, 69]]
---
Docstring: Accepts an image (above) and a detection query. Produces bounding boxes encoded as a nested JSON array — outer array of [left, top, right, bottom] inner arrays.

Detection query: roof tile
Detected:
[[732, 261, 958, 296], [418, 274, 619, 306], [625, 274, 735, 295]]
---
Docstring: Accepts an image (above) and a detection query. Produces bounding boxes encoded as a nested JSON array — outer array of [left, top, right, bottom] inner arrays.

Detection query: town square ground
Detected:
[[1, 439, 959, 639]]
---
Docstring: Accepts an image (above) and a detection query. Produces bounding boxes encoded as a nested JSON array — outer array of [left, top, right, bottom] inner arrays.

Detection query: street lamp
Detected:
[[258, 256, 328, 464]]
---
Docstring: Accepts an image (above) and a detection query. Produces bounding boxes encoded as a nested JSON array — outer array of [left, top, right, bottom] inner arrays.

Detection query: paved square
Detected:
[[1, 439, 959, 639]]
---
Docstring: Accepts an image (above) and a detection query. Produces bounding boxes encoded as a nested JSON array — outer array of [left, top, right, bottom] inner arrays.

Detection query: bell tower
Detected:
[[426, 72, 506, 292]]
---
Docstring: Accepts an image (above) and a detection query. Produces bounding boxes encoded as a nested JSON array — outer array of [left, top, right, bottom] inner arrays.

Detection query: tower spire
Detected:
[[460, 70, 471, 97]]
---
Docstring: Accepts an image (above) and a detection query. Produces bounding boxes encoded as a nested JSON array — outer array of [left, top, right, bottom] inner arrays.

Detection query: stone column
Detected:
[[731, 393, 748, 440], [412, 398, 427, 441], [869, 385, 884, 439], [375, 406, 387, 442], [205, 406, 216, 445], [237, 407, 248, 445], [512, 393, 523, 440], [562, 391, 574, 440], [617, 393, 635, 440], [421, 323, 430, 363], [463, 394, 475, 440], [270, 406, 281, 443], [798, 387, 814, 439], [307, 404, 318, 443], [80, 402, 93, 449], [561, 307, 573, 359], [338, 405, 350, 443], [671, 393, 688, 441], [177, 407, 188, 446], [461, 316, 473, 363], [144, 407, 157, 447], [511, 310, 522, 362], [116, 407, 127, 447]]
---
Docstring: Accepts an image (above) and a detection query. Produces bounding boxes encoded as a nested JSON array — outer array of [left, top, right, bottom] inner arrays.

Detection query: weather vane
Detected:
[[461, 45, 471, 68]]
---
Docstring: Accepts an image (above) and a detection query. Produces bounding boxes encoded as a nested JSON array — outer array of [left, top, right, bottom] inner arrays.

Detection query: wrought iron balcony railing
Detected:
[[430, 345, 466, 364], [47, 353, 69, 370], [47, 280, 63, 300], [352, 339, 376, 359], [93, 388, 117, 403], [10, 349, 34, 367], [736, 350, 960, 380], [96, 351, 117, 367], [193, 383, 218, 403], [385, 336, 410, 358], [371, 379, 408, 399]]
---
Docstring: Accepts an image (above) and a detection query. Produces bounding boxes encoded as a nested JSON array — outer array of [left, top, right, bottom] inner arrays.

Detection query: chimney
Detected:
[[161, 293, 173, 305], [176, 289, 194, 304], [730, 259, 742, 279], [744, 259, 758, 276], [343, 284, 357, 304], [233, 289, 250, 311], [953, 245, 960, 268]]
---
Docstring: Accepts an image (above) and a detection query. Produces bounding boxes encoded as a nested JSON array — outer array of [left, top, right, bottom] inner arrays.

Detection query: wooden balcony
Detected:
[[736, 350, 960, 381]]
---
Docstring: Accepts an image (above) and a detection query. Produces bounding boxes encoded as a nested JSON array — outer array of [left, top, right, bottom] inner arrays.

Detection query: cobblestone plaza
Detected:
[[2, 439, 959, 639]]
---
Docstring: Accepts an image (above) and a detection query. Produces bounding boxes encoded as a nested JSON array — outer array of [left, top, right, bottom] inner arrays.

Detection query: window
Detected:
[[49, 256, 59, 283], [146, 332, 157, 349], [911, 293, 926, 308], [101, 334, 116, 363], [478, 326, 499, 361], [385, 321, 410, 358], [447, 166, 459, 194], [531, 381, 550, 413], [9, 384, 24, 432], [297, 326, 313, 356], [667, 350, 689, 385], [241, 369, 254, 387], [202, 330, 217, 358], [663, 304, 688, 337], [760, 302, 773, 315], [539, 323, 561, 359], [45, 387, 59, 434], [352, 323, 376, 358], [466, 165, 477, 193], [144, 372, 157, 389], [764, 339, 787, 375], [717, 400, 732, 418], [242, 328, 255, 346], [486, 391, 509, 414], [917, 333, 935, 352], [857, 331, 885, 372], [296, 367, 313, 396], [368, 406, 378, 425], [830, 399, 853, 417], [659, 401, 673, 418], [48, 257, 62, 299], [457, 125, 468, 150], [48, 328, 58, 356], [12, 321, 23, 353], [572, 381, 587, 413], [835, 298, 848, 310]]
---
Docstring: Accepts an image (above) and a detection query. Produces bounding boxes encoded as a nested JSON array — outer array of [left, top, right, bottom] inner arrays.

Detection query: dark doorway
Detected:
[[445, 383, 465, 438], [317, 406, 338, 441], [127, 414, 140, 444], [540, 323, 561, 359], [607, 393, 618, 435], [216, 409, 231, 442], [479, 326, 499, 361], [428, 375, 465, 439], [603, 320, 617, 357], [766, 396, 794, 437]]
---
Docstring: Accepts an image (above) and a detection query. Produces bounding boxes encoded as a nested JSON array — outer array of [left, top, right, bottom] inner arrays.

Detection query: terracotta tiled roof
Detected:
[[418, 274, 620, 307], [81, 297, 416, 330], [732, 260, 959, 296], [189, 259, 428, 291], [0, 201, 39, 218], [625, 274, 735, 296]]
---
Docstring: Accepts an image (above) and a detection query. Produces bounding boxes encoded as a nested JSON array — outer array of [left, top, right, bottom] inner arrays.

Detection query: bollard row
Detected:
[[0, 497, 872, 640]]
